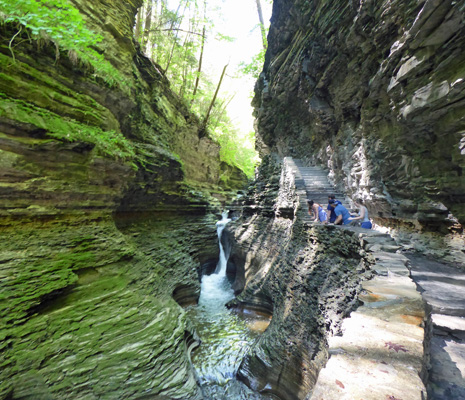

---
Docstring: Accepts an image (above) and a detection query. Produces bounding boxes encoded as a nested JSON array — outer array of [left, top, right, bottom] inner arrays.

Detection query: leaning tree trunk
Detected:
[[134, 4, 143, 42], [142, 0, 153, 52], [200, 64, 228, 137], [163, 0, 186, 73], [191, 25, 205, 101], [255, 0, 267, 49]]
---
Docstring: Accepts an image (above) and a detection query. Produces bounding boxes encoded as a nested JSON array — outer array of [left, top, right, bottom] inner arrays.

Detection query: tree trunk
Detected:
[[212, 93, 235, 130], [191, 25, 205, 102], [179, 27, 193, 97], [134, 4, 143, 42], [163, 0, 186, 73], [142, 0, 153, 52], [200, 64, 228, 136], [255, 0, 267, 49]]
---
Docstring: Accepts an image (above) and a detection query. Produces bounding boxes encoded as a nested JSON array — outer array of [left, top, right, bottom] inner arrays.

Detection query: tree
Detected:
[[132, 0, 258, 177], [191, 25, 205, 101], [200, 63, 228, 135], [255, 0, 267, 50], [142, 0, 154, 52]]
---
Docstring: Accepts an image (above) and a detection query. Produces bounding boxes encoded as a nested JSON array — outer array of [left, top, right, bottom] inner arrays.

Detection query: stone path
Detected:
[[287, 158, 428, 399], [283, 157, 465, 400], [310, 229, 427, 400]]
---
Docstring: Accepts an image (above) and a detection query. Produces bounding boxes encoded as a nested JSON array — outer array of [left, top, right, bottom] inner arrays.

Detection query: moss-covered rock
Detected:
[[0, 0, 246, 398]]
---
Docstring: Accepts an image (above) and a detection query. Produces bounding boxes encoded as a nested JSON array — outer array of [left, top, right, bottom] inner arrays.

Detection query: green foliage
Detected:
[[239, 46, 266, 79], [210, 119, 258, 179], [215, 33, 235, 42], [138, 0, 259, 177], [0, 0, 126, 87]]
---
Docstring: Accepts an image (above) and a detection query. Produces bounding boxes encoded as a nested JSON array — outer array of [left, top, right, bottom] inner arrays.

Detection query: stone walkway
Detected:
[[287, 158, 428, 399], [309, 228, 427, 400], [283, 157, 465, 399], [407, 254, 465, 400]]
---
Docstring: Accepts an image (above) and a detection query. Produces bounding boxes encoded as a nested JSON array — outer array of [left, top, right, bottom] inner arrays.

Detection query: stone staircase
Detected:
[[283, 158, 429, 399], [285, 158, 349, 223]]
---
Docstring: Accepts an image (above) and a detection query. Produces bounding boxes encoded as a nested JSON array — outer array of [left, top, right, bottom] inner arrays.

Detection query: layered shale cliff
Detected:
[[0, 0, 246, 398], [225, 156, 374, 400], [253, 0, 465, 258]]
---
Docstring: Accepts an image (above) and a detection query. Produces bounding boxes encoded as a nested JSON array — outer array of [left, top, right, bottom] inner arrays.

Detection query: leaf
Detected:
[[384, 342, 408, 353], [335, 380, 345, 389]]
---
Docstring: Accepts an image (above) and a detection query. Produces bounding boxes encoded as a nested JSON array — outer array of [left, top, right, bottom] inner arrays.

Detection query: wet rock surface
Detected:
[[1, 213, 222, 399], [311, 232, 426, 400]]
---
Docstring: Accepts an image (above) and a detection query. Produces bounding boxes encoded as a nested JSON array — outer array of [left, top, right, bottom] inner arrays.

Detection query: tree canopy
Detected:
[[135, 0, 265, 178]]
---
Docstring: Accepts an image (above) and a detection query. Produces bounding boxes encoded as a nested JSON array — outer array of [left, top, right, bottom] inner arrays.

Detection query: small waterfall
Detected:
[[198, 211, 233, 308], [185, 212, 273, 399], [215, 211, 231, 275]]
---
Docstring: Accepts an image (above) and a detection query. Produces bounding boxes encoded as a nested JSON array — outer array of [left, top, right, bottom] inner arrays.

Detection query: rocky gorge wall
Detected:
[[226, 156, 374, 400], [253, 0, 465, 251], [0, 0, 246, 398]]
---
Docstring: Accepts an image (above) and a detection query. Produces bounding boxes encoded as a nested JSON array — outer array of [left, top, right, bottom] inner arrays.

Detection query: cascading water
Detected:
[[185, 212, 274, 400], [197, 212, 234, 308]]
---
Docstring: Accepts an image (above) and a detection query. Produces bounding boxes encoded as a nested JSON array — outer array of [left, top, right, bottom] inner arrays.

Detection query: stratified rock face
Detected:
[[227, 157, 373, 400], [254, 0, 465, 229], [1, 213, 220, 400], [0, 0, 245, 398]]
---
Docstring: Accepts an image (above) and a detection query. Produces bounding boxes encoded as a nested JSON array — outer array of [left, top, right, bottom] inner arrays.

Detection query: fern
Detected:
[[0, 0, 127, 87]]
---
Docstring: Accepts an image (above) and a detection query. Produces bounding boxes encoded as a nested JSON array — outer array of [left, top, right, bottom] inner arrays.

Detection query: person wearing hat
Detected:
[[328, 199, 351, 225], [327, 194, 342, 223]]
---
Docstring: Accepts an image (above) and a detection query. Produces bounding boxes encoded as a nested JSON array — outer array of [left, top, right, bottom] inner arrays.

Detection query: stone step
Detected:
[[301, 181, 333, 185], [311, 275, 426, 400], [305, 192, 346, 198], [300, 172, 330, 176]]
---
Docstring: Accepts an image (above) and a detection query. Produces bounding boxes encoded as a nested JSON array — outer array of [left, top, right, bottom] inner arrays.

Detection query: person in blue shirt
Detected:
[[327, 194, 342, 223], [329, 200, 351, 225]]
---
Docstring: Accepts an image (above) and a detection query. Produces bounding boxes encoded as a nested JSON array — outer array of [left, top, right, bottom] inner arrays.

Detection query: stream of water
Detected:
[[185, 212, 274, 399]]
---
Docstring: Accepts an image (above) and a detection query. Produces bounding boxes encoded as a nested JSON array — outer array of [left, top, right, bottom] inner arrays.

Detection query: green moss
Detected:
[[54, 251, 96, 271], [0, 93, 135, 161]]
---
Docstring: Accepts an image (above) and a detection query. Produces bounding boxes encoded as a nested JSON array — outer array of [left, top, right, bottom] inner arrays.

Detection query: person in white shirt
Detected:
[[349, 199, 372, 229]]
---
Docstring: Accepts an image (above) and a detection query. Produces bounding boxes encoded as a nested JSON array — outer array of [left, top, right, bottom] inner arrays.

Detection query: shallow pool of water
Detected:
[[185, 273, 274, 399]]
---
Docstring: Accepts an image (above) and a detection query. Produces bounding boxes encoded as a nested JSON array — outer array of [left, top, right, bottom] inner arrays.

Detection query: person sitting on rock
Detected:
[[329, 199, 351, 225], [349, 199, 372, 229], [307, 200, 327, 223], [327, 194, 342, 223]]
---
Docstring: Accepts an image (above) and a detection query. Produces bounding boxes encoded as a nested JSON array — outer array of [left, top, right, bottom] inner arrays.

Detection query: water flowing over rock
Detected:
[[253, 0, 465, 234]]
